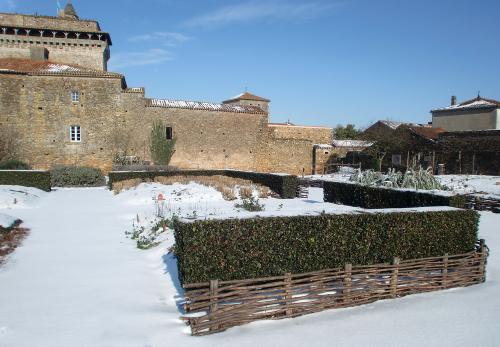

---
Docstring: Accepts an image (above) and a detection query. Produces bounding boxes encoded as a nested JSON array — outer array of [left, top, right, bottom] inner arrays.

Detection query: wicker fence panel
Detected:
[[181, 240, 488, 336]]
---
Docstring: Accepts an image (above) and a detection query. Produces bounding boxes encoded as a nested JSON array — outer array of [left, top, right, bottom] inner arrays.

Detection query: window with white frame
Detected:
[[70, 125, 81, 142], [71, 91, 80, 103]]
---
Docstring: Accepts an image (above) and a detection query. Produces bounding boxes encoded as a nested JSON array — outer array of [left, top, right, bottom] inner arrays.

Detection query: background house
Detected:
[[432, 95, 500, 131]]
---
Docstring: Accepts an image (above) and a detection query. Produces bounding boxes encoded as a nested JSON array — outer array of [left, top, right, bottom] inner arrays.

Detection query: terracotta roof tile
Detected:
[[223, 92, 270, 103], [0, 58, 122, 78], [146, 98, 267, 115], [407, 125, 445, 140]]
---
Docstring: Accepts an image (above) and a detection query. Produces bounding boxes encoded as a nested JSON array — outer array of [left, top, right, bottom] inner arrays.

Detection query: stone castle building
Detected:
[[0, 3, 332, 175]]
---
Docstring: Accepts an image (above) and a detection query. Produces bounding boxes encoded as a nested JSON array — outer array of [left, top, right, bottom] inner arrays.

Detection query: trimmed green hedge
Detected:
[[174, 209, 479, 284], [0, 170, 51, 191], [323, 181, 466, 209], [108, 170, 298, 199], [0, 160, 31, 170]]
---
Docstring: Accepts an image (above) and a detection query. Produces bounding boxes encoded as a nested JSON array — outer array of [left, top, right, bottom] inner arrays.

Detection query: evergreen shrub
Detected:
[[50, 166, 105, 187], [0, 159, 31, 170], [323, 181, 466, 209], [0, 170, 51, 191]]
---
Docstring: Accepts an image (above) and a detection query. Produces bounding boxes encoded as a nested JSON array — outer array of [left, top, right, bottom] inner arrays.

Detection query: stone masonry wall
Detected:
[[268, 124, 332, 143], [0, 34, 109, 70], [0, 13, 101, 32], [0, 73, 124, 171], [1, 73, 331, 175]]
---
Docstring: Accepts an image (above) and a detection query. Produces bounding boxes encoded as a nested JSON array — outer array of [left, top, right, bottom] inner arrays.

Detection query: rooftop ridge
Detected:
[[223, 92, 270, 103], [432, 97, 500, 113]]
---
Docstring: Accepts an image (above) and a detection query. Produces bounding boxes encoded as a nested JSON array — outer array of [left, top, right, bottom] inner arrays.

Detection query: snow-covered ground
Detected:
[[0, 185, 49, 209], [436, 175, 500, 199], [0, 213, 17, 228], [0, 183, 499, 346], [309, 173, 500, 199]]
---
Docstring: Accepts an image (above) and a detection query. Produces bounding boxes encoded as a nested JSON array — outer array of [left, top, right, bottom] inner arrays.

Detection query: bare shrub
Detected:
[[221, 187, 236, 201], [112, 178, 143, 194], [154, 175, 190, 185], [257, 186, 271, 198], [113, 174, 272, 201], [239, 186, 254, 199]]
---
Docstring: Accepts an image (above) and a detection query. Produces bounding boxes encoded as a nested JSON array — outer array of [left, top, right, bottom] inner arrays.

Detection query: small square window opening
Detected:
[[166, 127, 173, 140]]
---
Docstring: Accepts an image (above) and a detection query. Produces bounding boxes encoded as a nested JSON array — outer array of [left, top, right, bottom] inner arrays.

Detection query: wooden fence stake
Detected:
[[209, 279, 219, 332], [442, 253, 449, 289], [284, 273, 292, 316], [390, 257, 400, 298], [344, 263, 352, 303], [479, 239, 486, 283]]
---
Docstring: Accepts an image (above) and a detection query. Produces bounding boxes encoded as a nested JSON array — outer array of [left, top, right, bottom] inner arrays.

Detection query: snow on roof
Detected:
[[378, 120, 431, 130], [432, 97, 500, 112], [0, 58, 122, 78], [332, 140, 374, 148], [314, 144, 333, 149], [146, 98, 267, 114], [380, 120, 405, 129], [44, 63, 82, 73]]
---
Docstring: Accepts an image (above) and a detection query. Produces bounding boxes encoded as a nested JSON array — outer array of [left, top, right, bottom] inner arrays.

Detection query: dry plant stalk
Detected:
[[238, 186, 254, 199], [112, 175, 271, 201]]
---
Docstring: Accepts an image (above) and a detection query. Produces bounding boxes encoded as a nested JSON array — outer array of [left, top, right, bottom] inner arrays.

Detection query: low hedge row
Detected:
[[323, 181, 466, 209], [108, 170, 298, 198], [0, 170, 51, 191], [174, 209, 479, 284]]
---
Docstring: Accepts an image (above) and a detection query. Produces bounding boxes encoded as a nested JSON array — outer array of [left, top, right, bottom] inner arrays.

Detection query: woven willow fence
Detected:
[[181, 240, 488, 336]]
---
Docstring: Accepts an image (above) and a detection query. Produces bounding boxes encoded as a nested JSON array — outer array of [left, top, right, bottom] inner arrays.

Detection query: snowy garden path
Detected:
[[0, 187, 499, 347], [0, 188, 175, 346]]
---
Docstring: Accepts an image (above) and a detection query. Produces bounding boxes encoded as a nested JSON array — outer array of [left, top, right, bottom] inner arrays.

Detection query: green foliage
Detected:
[[0, 170, 51, 191], [0, 159, 31, 170], [126, 217, 172, 250], [350, 167, 444, 190], [174, 209, 479, 284], [149, 120, 176, 165], [324, 181, 466, 209], [235, 197, 265, 211], [108, 170, 298, 199], [333, 124, 362, 139], [50, 166, 105, 187]]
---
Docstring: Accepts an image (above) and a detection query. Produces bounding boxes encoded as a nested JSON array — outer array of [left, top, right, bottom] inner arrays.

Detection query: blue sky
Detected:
[[2, 0, 499, 128]]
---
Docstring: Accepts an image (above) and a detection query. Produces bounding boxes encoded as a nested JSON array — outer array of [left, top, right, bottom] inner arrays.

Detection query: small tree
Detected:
[[332, 124, 361, 139], [149, 120, 176, 165]]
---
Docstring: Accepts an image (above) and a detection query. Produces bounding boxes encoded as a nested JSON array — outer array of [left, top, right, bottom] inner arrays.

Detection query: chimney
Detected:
[[451, 95, 457, 106]]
